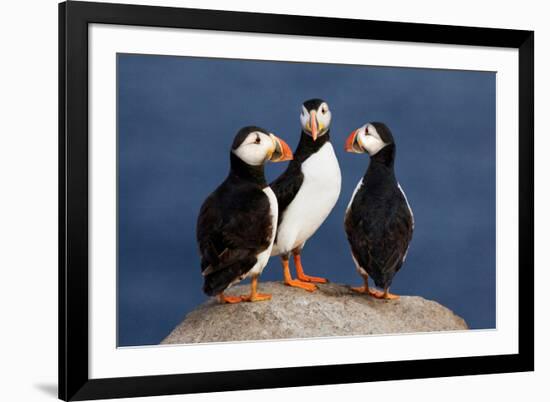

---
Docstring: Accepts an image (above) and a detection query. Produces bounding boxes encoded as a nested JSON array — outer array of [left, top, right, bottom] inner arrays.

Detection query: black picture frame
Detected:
[[59, 1, 534, 400]]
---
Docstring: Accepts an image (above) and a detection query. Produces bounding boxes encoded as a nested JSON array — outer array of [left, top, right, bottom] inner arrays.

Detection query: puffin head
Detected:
[[300, 98, 332, 141], [231, 126, 293, 166], [345, 122, 394, 156]]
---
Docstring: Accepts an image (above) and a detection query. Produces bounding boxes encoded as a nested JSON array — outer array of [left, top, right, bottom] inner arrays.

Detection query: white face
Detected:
[[232, 131, 276, 166], [300, 102, 332, 137], [357, 124, 387, 156]]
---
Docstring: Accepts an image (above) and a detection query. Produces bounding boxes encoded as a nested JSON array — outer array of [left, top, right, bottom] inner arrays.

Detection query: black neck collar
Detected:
[[229, 152, 267, 187], [292, 130, 330, 163], [364, 144, 396, 181], [370, 144, 395, 168]]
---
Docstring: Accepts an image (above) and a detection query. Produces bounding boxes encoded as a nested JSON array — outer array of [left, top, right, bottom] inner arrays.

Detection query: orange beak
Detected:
[[310, 110, 318, 141], [269, 134, 293, 162], [344, 129, 363, 153]]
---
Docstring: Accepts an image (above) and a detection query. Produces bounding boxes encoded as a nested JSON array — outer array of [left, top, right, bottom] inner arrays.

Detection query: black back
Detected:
[[270, 130, 330, 223], [344, 143, 413, 289], [197, 151, 273, 296]]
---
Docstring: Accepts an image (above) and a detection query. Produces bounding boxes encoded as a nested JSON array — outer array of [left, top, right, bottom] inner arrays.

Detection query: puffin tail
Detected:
[[202, 254, 256, 296], [203, 270, 234, 296]]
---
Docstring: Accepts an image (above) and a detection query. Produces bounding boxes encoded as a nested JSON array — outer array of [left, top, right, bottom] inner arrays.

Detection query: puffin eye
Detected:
[[254, 136, 261, 144], [321, 104, 328, 114]]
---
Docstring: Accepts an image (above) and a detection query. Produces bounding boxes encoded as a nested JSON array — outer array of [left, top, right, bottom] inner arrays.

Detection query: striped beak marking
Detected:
[[269, 134, 293, 162], [345, 129, 364, 153]]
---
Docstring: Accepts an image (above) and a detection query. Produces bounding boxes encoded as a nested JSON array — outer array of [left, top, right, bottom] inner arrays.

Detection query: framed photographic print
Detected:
[[59, 1, 534, 400]]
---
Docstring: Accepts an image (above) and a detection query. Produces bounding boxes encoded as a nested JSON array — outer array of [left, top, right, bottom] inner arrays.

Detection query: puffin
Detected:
[[344, 122, 414, 299], [197, 126, 293, 303], [270, 99, 342, 291]]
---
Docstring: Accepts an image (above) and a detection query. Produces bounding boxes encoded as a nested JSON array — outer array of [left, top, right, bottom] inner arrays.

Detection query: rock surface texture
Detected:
[[161, 282, 468, 344]]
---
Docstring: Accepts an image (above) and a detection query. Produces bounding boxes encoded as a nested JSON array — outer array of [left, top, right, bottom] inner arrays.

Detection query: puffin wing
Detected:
[[196, 193, 225, 272], [346, 195, 413, 287], [197, 186, 274, 295], [270, 163, 303, 224], [368, 200, 413, 284]]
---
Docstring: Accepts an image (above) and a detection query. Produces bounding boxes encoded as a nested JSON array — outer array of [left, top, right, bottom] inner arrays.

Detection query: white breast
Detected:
[[246, 186, 278, 277], [272, 142, 341, 255]]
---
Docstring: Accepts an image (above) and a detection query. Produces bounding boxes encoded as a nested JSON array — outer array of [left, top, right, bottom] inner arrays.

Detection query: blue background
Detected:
[[117, 54, 496, 347]]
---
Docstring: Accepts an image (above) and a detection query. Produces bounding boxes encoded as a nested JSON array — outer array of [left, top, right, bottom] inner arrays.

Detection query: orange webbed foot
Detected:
[[218, 294, 243, 304], [351, 285, 384, 298], [282, 257, 317, 291], [381, 291, 400, 300], [370, 289, 400, 300], [293, 253, 327, 284], [296, 273, 328, 283], [241, 293, 272, 302], [284, 278, 317, 292]]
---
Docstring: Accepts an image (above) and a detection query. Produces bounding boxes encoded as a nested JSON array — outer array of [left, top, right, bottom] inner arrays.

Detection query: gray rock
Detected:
[[161, 281, 468, 344]]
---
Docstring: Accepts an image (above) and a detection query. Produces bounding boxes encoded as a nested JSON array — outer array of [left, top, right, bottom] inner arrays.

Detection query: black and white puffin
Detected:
[[197, 126, 293, 303], [270, 99, 342, 291], [344, 122, 414, 300]]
